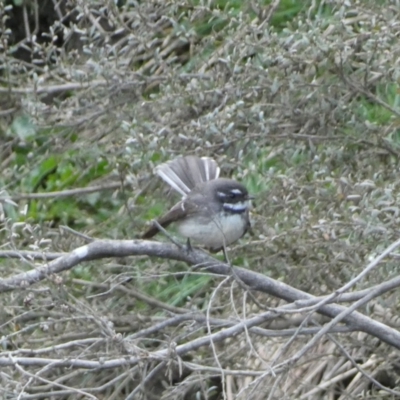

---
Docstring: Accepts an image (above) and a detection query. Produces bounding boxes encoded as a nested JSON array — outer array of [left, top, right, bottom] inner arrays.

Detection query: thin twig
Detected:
[[0, 182, 123, 201]]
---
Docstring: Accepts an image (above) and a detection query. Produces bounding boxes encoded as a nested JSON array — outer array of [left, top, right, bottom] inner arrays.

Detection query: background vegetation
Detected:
[[2, 0, 400, 398]]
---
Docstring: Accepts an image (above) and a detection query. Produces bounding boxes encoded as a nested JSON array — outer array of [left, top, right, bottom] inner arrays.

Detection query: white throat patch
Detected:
[[223, 201, 248, 213]]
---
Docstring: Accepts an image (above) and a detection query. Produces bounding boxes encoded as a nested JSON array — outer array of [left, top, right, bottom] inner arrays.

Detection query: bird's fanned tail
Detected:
[[155, 156, 220, 196]]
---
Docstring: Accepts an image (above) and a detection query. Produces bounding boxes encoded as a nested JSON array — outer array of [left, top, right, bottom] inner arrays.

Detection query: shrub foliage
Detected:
[[1, 0, 400, 398]]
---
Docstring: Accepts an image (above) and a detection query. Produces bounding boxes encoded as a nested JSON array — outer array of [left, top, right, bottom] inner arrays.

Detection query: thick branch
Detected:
[[0, 240, 400, 349]]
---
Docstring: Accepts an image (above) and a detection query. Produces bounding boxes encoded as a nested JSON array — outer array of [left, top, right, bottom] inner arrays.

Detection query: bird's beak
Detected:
[[246, 194, 255, 200]]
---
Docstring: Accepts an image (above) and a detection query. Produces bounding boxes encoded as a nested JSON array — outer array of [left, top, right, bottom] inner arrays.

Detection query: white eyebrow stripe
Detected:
[[230, 188, 243, 195]]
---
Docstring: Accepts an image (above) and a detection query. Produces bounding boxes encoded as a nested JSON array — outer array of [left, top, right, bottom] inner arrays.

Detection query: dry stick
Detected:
[[340, 72, 400, 118], [0, 312, 387, 375], [326, 333, 400, 397], [266, 374, 285, 400], [125, 362, 168, 400], [220, 232, 267, 311], [206, 276, 231, 400], [0, 73, 212, 96], [97, 369, 138, 398], [0, 250, 64, 261], [22, 3, 31, 43], [73, 278, 189, 314], [261, 0, 281, 28], [13, 359, 97, 400], [299, 358, 379, 400], [183, 362, 263, 377], [81, 3, 108, 37], [35, 370, 88, 393], [125, 311, 352, 343], [110, 371, 138, 400], [0, 240, 400, 349], [36, 369, 135, 397], [268, 309, 316, 368], [232, 289, 268, 369], [0, 80, 108, 95], [17, 388, 95, 399], [0, 307, 389, 372], [126, 314, 217, 340], [289, 237, 400, 314], [197, 17, 251, 74], [3, 247, 399, 307], [272, 284, 398, 378], [5, 338, 103, 357], [111, 284, 189, 315], [0, 182, 122, 201], [60, 226, 94, 242], [291, 342, 337, 397]]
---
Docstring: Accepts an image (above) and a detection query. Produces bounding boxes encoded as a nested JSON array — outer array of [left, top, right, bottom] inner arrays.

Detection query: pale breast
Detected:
[[176, 212, 248, 249]]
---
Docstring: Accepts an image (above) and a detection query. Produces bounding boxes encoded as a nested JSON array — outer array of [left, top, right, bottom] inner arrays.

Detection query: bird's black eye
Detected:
[[229, 192, 236, 199]]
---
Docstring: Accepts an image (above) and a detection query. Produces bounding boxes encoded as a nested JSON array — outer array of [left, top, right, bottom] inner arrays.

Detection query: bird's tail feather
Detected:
[[155, 156, 220, 196]]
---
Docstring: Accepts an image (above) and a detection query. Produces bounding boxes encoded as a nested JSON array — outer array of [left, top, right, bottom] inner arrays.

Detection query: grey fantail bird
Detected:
[[142, 156, 253, 252]]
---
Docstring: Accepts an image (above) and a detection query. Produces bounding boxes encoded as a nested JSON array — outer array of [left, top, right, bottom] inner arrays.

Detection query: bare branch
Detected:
[[0, 182, 123, 201], [1, 239, 400, 350]]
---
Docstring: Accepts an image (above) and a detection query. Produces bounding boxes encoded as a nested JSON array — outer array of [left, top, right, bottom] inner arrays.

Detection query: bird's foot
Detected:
[[185, 238, 193, 253]]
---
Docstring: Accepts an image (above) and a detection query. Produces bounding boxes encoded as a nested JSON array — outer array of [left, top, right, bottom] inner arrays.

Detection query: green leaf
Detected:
[[7, 115, 37, 141]]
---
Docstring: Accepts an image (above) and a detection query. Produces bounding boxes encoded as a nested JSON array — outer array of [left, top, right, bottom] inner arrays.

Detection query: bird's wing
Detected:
[[142, 200, 199, 239]]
